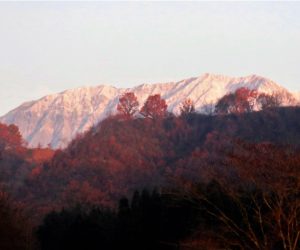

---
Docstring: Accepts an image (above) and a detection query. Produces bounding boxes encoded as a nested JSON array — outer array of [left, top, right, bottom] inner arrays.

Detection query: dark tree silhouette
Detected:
[[37, 189, 199, 250], [257, 92, 281, 110], [0, 191, 31, 250], [37, 206, 117, 250], [180, 99, 195, 116]]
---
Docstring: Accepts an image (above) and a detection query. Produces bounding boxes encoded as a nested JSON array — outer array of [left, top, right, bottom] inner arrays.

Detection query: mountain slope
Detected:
[[294, 91, 300, 102], [21, 107, 300, 216], [0, 73, 297, 148]]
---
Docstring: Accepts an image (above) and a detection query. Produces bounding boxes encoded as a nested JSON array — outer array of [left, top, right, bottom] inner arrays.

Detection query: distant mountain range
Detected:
[[0, 73, 298, 148]]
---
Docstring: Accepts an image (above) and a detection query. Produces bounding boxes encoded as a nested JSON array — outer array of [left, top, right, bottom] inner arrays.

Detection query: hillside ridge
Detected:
[[0, 73, 298, 148]]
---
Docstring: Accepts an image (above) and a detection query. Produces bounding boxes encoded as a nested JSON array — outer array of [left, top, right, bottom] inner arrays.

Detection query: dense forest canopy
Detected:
[[0, 89, 299, 249]]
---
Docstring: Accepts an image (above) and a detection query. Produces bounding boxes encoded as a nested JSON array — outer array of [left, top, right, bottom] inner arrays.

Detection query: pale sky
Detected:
[[0, 1, 299, 115]]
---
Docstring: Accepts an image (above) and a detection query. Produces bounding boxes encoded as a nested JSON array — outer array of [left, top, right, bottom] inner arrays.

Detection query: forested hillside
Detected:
[[0, 90, 299, 249], [20, 105, 300, 218]]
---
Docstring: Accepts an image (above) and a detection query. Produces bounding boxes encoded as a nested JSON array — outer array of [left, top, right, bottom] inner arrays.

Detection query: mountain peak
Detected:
[[0, 74, 297, 148]]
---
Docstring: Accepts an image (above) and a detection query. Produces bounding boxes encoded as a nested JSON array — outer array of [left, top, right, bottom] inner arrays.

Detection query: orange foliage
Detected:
[[27, 148, 55, 164]]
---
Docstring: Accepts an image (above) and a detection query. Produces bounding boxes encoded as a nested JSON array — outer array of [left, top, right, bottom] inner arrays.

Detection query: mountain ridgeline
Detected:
[[0, 73, 298, 148]]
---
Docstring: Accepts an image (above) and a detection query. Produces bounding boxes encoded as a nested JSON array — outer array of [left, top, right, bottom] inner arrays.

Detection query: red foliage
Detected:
[[28, 148, 55, 164], [0, 123, 23, 153], [1, 106, 299, 225], [215, 87, 257, 114], [117, 92, 139, 118], [140, 94, 167, 119]]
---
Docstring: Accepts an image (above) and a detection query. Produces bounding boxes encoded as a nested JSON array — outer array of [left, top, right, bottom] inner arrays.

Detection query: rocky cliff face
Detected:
[[0, 73, 297, 148]]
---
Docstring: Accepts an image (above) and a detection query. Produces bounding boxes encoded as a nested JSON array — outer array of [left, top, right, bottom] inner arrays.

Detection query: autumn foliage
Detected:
[[0, 123, 23, 155], [140, 94, 168, 119], [215, 87, 258, 114], [0, 91, 299, 249], [117, 92, 139, 118], [17, 106, 300, 222]]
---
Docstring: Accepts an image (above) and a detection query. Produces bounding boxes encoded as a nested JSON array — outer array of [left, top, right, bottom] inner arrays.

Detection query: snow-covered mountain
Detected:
[[0, 73, 298, 148], [294, 91, 300, 103]]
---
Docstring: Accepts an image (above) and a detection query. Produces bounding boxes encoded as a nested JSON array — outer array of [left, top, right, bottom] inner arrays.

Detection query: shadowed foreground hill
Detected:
[[21, 107, 300, 216], [0, 107, 299, 249]]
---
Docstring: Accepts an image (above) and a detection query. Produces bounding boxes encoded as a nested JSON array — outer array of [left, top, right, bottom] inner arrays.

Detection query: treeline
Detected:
[[0, 123, 54, 198], [35, 127, 300, 250], [0, 88, 299, 249], [20, 106, 300, 217], [37, 162, 300, 250], [37, 189, 197, 250], [0, 123, 54, 250], [116, 87, 297, 119]]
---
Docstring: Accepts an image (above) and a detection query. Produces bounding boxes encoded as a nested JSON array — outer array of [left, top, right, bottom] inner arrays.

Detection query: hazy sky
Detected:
[[0, 1, 299, 115]]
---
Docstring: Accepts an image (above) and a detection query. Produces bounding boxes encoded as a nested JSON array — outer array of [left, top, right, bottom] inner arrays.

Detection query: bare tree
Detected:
[[257, 92, 282, 110], [201, 100, 215, 116], [117, 92, 139, 118], [180, 99, 195, 116], [172, 141, 300, 250]]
